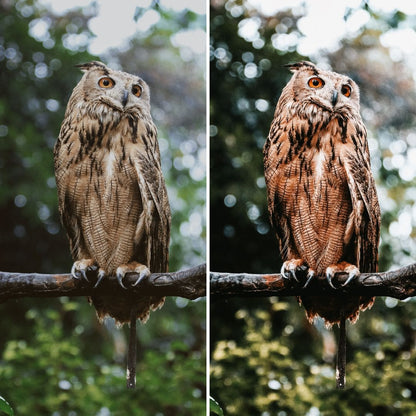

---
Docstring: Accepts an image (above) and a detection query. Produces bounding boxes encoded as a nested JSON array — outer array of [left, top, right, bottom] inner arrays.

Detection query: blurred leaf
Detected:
[[210, 396, 224, 415], [0, 396, 14, 416]]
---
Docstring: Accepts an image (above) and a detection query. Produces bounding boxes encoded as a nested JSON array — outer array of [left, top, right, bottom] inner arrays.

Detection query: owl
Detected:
[[54, 61, 171, 324], [263, 61, 380, 326]]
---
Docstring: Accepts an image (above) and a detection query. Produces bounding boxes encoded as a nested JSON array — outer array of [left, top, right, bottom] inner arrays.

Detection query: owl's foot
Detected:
[[326, 261, 360, 289], [116, 262, 151, 289], [281, 259, 308, 283], [71, 259, 98, 282]]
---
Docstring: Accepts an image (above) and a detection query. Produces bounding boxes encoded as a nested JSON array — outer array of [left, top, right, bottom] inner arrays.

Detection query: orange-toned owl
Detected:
[[263, 61, 380, 387]]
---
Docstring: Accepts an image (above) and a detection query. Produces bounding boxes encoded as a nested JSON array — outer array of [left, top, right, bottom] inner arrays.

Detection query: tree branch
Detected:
[[210, 263, 416, 300], [0, 263, 206, 302]]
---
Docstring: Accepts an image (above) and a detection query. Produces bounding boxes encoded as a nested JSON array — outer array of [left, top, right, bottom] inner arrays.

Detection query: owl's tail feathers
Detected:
[[91, 295, 165, 324], [127, 308, 138, 389], [336, 318, 347, 389]]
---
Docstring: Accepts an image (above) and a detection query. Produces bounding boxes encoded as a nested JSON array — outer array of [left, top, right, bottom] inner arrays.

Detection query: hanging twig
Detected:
[[336, 317, 347, 389], [127, 307, 138, 389]]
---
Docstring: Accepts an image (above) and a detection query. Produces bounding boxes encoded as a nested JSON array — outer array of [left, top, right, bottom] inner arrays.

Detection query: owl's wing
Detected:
[[133, 140, 171, 274], [54, 133, 86, 260], [342, 131, 380, 273], [263, 119, 297, 260]]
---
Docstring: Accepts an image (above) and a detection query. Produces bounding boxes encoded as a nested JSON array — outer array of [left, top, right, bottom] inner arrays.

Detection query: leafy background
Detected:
[[210, 0, 416, 415], [0, 1, 206, 415]]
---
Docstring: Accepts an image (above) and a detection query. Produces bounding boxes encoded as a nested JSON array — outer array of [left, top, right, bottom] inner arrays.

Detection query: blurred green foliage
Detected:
[[0, 303, 205, 415], [0, 395, 13, 416], [0, 1, 206, 414], [211, 298, 416, 416], [210, 1, 416, 414]]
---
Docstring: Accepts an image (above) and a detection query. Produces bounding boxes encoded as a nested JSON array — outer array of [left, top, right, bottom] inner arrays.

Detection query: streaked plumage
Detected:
[[54, 61, 171, 324], [264, 61, 380, 325]]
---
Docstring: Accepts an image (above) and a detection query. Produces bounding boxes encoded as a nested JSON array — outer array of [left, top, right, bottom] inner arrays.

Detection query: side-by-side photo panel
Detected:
[[0, 1, 206, 415], [210, 1, 416, 415]]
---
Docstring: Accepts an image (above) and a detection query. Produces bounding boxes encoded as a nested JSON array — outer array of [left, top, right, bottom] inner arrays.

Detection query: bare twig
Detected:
[[210, 262, 416, 299]]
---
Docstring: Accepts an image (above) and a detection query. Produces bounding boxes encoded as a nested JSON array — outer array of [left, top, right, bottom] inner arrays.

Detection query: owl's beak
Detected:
[[332, 90, 338, 106], [122, 89, 129, 107]]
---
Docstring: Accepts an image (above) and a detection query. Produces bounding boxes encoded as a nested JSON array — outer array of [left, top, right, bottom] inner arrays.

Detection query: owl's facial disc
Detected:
[[95, 75, 144, 112], [96, 76, 123, 110], [306, 75, 354, 112]]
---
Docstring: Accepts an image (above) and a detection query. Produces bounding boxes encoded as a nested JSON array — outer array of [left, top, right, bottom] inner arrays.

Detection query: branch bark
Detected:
[[210, 262, 416, 300], [0, 263, 206, 302], [3, 261, 416, 301]]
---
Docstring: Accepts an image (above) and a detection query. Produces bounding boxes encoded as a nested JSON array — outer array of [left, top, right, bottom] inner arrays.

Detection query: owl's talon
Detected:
[[342, 274, 355, 287], [71, 259, 97, 282], [290, 269, 299, 282], [71, 263, 81, 280], [302, 270, 315, 289], [281, 259, 307, 283], [326, 272, 337, 289], [280, 264, 290, 280], [93, 269, 106, 288], [115, 263, 150, 289], [326, 262, 359, 289], [80, 269, 89, 282], [131, 269, 150, 287], [117, 273, 128, 290], [341, 268, 360, 287]]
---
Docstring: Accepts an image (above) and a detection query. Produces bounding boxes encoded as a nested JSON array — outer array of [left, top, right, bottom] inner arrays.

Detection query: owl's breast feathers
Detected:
[[54, 109, 171, 277], [264, 108, 380, 323]]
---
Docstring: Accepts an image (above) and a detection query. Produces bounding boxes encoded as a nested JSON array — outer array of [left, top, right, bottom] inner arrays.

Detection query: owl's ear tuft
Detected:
[[284, 61, 317, 73], [75, 61, 108, 73]]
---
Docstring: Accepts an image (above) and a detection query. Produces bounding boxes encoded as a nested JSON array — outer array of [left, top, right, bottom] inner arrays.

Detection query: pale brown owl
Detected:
[[263, 61, 380, 325], [54, 61, 171, 324]]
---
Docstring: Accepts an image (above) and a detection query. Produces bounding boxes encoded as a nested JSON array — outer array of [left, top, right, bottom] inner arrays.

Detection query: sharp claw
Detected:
[[132, 271, 148, 287], [326, 272, 337, 289], [71, 264, 81, 279], [290, 269, 299, 282], [302, 271, 315, 289], [280, 264, 290, 280], [71, 261, 98, 282], [342, 272, 357, 287], [94, 271, 106, 288], [80, 269, 89, 282], [117, 273, 127, 289]]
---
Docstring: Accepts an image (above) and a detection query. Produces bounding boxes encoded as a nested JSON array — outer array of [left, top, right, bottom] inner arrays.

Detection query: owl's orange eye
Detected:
[[341, 84, 352, 97], [308, 77, 324, 88], [132, 85, 142, 97], [98, 77, 115, 88]]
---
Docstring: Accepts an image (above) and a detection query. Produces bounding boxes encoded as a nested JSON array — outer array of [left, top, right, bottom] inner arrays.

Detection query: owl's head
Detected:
[[72, 61, 151, 117], [283, 61, 361, 116]]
